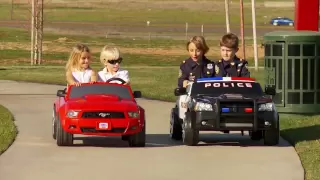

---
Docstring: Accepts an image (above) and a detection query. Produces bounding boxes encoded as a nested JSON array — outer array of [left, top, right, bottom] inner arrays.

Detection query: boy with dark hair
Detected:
[[215, 33, 250, 77]]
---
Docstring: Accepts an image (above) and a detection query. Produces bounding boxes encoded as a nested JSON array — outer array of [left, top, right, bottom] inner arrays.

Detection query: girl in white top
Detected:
[[98, 46, 130, 85], [65, 44, 97, 86]]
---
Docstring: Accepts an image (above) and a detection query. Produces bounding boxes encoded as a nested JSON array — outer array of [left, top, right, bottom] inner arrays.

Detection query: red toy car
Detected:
[[52, 78, 146, 147]]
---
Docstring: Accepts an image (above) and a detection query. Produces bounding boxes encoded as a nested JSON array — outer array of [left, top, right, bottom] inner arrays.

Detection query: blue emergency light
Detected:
[[221, 107, 253, 113], [221, 108, 230, 113]]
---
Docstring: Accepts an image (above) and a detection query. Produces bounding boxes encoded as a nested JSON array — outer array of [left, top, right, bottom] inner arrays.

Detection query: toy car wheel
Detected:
[[170, 108, 182, 140], [264, 118, 280, 146], [128, 122, 146, 147], [121, 135, 129, 141], [52, 109, 57, 140], [250, 130, 263, 141], [182, 113, 199, 146], [56, 114, 73, 146]]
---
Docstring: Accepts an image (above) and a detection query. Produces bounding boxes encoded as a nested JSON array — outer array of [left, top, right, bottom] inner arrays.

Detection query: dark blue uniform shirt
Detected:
[[178, 56, 215, 87], [215, 56, 250, 77]]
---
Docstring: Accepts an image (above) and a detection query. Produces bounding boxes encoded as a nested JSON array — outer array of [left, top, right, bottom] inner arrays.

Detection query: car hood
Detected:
[[65, 94, 139, 111]]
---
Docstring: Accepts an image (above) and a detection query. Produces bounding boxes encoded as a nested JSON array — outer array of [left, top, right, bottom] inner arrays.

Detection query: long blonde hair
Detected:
[[100, 45, 121, 65], [65, 44, 91, 71], [186, 36, 209, 54]]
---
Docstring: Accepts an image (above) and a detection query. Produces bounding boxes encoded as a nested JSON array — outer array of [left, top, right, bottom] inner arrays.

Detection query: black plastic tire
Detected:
[[264, 119, 280, 146], [56, 115, 73, 146], [170, 108, 182, 140], [182, 113, 199, 146], [250, 130, 263, 141], [121, 135, 129, 141], [128, 122, 146, 147], [52, 109, 57, 140]]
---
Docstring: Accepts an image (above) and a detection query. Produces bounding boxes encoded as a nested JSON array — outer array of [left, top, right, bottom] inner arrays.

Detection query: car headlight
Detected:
[[194, 102, 213, 111], [258, 103, 275, 111], [128, 111, 139, 118], [66, 110, 80, 118]]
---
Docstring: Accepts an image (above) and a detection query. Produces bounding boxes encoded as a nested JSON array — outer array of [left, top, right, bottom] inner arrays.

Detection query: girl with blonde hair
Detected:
[[65, 44, 97, 86], [97, 46, 130, 85]]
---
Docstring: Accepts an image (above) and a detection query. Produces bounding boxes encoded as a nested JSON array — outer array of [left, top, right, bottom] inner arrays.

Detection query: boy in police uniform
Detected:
[[173, 36, 216, 126], [178, 35, 215, 88], [215, 33, 250, 77]]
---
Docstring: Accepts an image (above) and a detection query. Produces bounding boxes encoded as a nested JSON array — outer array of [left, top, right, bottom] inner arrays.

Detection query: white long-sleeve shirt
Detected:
[[98, 68, 130, 83]]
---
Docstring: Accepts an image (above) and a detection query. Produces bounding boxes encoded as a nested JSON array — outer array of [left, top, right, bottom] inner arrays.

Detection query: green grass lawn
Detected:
[[0, 26, 266, 68], [0, 22, 319, 179], [1, 1, 318, 178], [0, 26, 263, 46], [0, 66, 319, 179], [0, 27, 266, 68], [0, 105, 18, 155], [0, 1, 295, 25], [0, 49, 188, 66]]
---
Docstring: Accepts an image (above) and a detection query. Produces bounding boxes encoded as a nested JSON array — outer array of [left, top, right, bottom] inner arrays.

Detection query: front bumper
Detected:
[[191, 111, 277, 131], [61, 117, 143, 136], [189, 99, 278, 131]]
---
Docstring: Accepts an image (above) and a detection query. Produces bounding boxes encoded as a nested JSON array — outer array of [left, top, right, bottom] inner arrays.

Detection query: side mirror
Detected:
[[133, 91, 142, 98], [57, 89, 66, 97], [265, 87, 276, 96], [174, 88, 186, 96]]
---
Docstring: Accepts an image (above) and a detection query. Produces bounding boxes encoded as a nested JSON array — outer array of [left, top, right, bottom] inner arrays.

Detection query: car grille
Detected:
[[219, 100, 255, 123], [81, 111, 125, 119], [81, 127, 126, 133], [220, 101, 254, 113]]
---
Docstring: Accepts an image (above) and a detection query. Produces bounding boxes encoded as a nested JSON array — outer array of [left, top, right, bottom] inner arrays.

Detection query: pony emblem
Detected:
[[99, 113, 110, 117]]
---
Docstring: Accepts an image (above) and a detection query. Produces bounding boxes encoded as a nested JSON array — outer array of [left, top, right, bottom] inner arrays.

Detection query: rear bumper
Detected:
[[61, 117, 143, 136]]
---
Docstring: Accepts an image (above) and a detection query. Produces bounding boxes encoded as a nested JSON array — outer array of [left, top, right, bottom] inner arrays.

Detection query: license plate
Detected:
[[98, 122, 109, 129]]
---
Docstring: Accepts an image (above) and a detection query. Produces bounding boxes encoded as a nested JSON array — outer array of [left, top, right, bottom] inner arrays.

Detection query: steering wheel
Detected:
[[106, 77, 126, 84]]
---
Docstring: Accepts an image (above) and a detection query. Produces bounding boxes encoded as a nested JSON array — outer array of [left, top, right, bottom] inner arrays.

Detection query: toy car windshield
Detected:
[[191, 77, 263, 97], [68, 83, 133, 99]]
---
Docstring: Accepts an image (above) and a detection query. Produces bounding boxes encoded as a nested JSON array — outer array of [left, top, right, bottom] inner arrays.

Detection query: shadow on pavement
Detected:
[[196, 133, 291, 147], [71, 134, 183, 148], [70, 131, 295, 148], [280, 124, 320, 146]]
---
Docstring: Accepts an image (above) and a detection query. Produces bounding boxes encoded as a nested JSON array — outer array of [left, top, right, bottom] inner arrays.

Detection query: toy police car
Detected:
[[170, 77, 279, 146]]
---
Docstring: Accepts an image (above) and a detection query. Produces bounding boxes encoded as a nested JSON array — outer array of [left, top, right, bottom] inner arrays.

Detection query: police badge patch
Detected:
[[207, 63, 213, 69]]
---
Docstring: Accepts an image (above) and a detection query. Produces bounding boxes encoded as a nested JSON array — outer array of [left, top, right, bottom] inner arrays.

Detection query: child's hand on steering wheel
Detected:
[[188, 75, 195, 81], [73, 82, 82, 86]]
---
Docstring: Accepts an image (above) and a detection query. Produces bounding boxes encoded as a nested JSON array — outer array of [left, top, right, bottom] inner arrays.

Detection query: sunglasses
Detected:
[[107, 58, 122, 65]]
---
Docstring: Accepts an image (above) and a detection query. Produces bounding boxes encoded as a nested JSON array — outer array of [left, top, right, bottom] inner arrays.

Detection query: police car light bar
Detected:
[[197, 77, 256, 82], [221, 107, 253, 113]]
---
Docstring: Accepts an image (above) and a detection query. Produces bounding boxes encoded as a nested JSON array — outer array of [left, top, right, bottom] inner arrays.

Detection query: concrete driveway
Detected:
[[0, 80, 304, 180]]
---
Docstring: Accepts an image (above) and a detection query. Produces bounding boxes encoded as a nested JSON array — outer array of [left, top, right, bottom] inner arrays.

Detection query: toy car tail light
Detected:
[[244, 108, 253, 113], [221, 108, 230, 113]]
